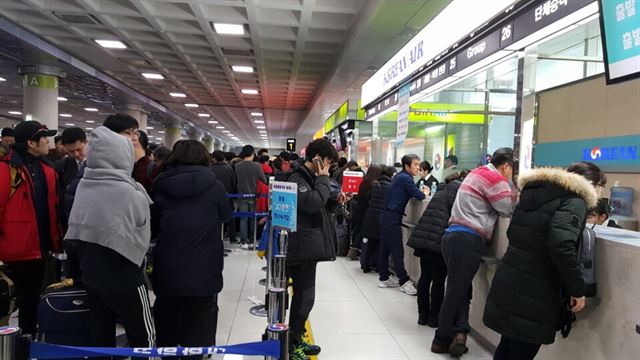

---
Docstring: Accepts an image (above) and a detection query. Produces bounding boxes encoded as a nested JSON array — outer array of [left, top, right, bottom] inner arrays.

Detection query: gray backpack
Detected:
[[578, 226, 597, 297]]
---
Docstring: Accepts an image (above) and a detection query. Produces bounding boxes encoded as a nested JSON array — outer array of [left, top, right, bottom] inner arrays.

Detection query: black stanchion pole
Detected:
[[266, 323, 289, 360]]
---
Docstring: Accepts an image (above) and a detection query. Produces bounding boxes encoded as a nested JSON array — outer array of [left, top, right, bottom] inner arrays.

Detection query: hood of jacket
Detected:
[[377, 175, 393, 184], [517, 167, 598, 209], [86, 126, 134, 174], [154, 165, 218, 199]]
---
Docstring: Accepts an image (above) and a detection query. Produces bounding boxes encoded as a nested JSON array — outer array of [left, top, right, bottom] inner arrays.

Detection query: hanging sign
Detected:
[[598, 0, 640, 84], [396, 83, 411, 143], [286, 138, 296, 152], [271, 181, 298, 231], [342, 171, 364, 193]]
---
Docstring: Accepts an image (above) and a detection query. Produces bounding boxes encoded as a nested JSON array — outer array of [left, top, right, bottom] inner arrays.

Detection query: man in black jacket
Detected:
[[211, 150, 238, 242], [55, 127, 87, 190], [286, 138, 342, 360]]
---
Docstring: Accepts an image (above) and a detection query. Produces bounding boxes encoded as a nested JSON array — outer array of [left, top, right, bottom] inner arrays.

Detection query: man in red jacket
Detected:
[[0, 121, 62, 336]]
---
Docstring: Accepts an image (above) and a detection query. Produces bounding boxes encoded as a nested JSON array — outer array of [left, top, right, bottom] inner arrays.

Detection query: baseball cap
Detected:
[[1, 127, 14, 137], [14, 121, 57, 144]]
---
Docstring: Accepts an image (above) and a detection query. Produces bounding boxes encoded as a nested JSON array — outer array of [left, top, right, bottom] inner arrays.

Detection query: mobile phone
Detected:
[[313, 157, 324, 173]]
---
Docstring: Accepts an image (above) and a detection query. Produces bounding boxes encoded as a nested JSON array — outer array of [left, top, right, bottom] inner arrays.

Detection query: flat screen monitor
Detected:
[[335, 128, 347, 152], [598, 0, 640, 84]]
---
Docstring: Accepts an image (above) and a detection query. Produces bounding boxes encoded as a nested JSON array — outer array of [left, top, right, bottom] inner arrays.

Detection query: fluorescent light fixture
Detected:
[[84, 108, 98, 112], [241, 89, 258, 95], [169, 92, 186, 97], [8, 111, 21, 115], [57, 97, 67, 101], [254, 120, 264, 124], [256, 125, 266, 129], [0, 77, 6, 81], [259, 130, 267, 133], [147, 126, 154, 130], [232, 65, 254, 73], [94, 39, 127, 49], [86, 120, 95, 123], [213, 23, 245, 35], [251, 112, 263, 116], [158, 131, 165, 134], [198, 113, 210, 117], [65, 123, 75, 126], [59, 113, 72, 117], [223, 130, 230, 133], [216, 126, 225, 129], [86, 127, 94, 130], [208, 120, 219, 124], [141, 73, 164, 80], [185, 103, 199, 108]]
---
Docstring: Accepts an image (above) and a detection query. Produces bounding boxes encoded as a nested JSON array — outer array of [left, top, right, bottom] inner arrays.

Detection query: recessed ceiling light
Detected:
[[169, 92, 186, 98], [216, 126, 225, 129], [251, 112, 263, 116], [65, 123, 75, 126], [95, 39, 127, 49], [8, 111, 21, 115], [57, 96, 67, 101], [254, 120, 264, 124], [213, 23, 245, 35], [185, 103, 199, 108], [86, 127, 94, 130], [256, 125, 266, 129], [232, 65, 253, 73], [86, 120, 95, 123], [147, 126, 154, 130], [223, 130, 230, 133], [85, 108, 98, 112], [158, 131, 165, 134], [198, 113, 210, 117], [141, 73, 164, 80], [241, 89, 258, 95], [59, 113, 72, 117], [208, 120, 219, 124], [0, 77, 6, 81]]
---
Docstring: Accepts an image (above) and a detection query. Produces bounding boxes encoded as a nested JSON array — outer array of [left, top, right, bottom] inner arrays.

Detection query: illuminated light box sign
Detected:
[[534, 135, 640, 173], [598, 0, 640, 84], [271, 181, 298, 231], [342, 171, 364, 194]]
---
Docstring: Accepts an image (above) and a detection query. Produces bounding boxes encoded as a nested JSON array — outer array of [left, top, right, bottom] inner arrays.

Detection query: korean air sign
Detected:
[[535, 135, 640, 173]]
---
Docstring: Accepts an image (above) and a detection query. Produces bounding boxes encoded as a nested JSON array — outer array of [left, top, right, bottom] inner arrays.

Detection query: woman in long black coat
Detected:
[[483, 162, 603, 360], [151, 140, 232, 356]]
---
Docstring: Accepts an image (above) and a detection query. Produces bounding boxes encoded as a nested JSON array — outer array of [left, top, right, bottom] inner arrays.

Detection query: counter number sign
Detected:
[[286, 138, 296, 152], [342, 171, 364, 194], [271, 181, 297, 232]]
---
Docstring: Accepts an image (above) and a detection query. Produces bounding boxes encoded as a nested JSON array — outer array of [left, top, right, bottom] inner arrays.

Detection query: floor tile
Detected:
[[370, 301, 433, 335], [394, 334, 492, 360], [313, 333, 408, 359], [310, 301, 388, 334]]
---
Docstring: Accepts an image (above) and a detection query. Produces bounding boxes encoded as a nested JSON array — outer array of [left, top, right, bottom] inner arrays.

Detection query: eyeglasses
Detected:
[[120, 129, 139, 137]]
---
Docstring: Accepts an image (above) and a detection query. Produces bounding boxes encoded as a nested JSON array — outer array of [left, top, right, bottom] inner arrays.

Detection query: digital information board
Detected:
[[599, 0, 640, 84]]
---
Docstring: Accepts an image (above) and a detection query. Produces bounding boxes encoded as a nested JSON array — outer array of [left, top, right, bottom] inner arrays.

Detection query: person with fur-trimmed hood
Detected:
[[483, 162, 603, 360]]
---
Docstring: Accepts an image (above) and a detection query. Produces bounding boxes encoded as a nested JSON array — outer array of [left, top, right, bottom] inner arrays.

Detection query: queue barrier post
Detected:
[[0, 326, 22, 360], [266, 323, 289, 360]]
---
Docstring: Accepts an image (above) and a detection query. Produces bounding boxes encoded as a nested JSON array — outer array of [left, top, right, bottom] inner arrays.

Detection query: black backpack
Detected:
[[579, 226, 597, 297]]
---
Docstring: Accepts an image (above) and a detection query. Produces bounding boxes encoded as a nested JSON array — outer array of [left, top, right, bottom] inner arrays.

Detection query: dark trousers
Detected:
[[287, 262, 317, 343], [86, 284, 155, 359], [360, 237, 379, 271], [154, 296, 218, 359], [378, 211, 409, 284], [417, 252, 447, 323], [5, 260, 46, 336], [435, 231, 483, 343], [494, 336, 541, 360], [224, 200, 237, 241]]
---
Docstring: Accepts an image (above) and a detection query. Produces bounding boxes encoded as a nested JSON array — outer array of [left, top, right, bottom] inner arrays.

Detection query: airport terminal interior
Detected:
[[0, 0, 638, 359]]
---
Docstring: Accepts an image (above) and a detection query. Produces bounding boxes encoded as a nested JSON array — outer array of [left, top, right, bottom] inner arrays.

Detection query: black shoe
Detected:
[[418, 314, 428, 326], [427, 319, 438, 328], [449, 332, 468, 357]]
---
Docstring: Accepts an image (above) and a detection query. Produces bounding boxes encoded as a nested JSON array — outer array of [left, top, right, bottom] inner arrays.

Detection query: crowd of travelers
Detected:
[[0, 112, 611, 360]]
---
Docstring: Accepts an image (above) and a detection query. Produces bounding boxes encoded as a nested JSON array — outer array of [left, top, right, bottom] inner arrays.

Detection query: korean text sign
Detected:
[[271, 181, 298, 231], [342, 171, 364, 193], [599, 0, 640, 83]]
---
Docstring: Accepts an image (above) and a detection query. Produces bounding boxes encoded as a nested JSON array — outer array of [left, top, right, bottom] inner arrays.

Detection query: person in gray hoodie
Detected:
[[65, 126, 155, 351]]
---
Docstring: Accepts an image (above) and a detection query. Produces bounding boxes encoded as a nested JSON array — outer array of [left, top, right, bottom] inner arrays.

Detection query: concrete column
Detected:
[[164, 126, 182, 149], [120, 105, 147, 131], [202, 135, 214, 153], [187, 128, 203, 142], [223, 143, 230, 152], [214, 138, 223, 151], [18, 64, 66, 138]]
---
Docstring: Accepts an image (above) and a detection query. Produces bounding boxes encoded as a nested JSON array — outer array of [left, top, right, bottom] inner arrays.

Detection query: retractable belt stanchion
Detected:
[[0, 326, 21, 360], [266, 323, 289, 360]]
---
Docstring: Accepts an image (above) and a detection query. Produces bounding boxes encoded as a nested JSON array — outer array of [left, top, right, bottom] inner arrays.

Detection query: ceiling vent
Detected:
[[52, 12, 102, 25], [222, 48, 254, 57]]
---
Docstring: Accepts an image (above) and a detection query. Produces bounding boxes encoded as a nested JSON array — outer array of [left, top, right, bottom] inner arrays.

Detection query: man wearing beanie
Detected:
[[0, 121, 62, 337]]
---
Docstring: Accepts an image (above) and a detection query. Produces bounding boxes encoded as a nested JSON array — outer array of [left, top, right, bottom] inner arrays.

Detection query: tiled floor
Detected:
[[218, 244, 493, 360]]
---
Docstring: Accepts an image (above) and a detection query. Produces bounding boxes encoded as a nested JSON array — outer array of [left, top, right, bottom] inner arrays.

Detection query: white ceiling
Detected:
[[0, 0, 450, 148]]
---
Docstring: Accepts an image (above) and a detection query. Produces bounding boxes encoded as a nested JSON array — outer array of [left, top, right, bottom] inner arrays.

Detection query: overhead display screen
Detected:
[[598, 0, 640, 84]]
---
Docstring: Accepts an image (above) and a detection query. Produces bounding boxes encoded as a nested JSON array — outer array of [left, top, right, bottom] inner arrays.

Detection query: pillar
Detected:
[[214, 138, 223, 151], [164, 125, 182, 149], [223, 143, 230, 152], [202, 135, 214, 153], [187, 128, 203, 142], [120, 104, 147, 132], [18, 64, 66, 137]]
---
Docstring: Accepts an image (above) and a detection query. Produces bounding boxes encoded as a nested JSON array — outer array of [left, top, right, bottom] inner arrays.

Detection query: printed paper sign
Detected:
[[271, 181, 298, 231], [342, 171, 364, 193]]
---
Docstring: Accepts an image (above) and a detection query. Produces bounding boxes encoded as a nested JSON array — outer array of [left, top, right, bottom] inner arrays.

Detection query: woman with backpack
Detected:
[[360, 165, 396, 273], [408, 170, 469, 328], [483, 162, 604, 360]]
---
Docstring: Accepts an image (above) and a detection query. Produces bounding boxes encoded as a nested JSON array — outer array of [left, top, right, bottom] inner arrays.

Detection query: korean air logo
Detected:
[[590, 147, 602, 160]]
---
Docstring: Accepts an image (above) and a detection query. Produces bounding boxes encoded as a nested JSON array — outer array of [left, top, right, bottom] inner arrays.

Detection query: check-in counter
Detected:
[[401, 200, 640, 358]]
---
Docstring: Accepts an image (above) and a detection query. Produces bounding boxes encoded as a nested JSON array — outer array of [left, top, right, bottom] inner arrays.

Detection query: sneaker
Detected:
[[378, 278, 399, 288], [298, 339, 321, 356], [400, 281, 418, 295], [448, 332, 468, 357], [241, 244, 249, 250], [289, 346, 309, 360]]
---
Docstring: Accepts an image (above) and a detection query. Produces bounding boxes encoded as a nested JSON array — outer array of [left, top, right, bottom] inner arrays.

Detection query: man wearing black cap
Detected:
[[235, 145, 266, 249], [0, 121, 62, 337], [0, 127, 15, 154]]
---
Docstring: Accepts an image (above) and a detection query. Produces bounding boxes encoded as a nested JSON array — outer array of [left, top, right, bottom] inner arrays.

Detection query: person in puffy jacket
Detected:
[[151, 140, 232, 356], [360, 165, 396, 273], [408, 170, 468, 328], [348, 165, 382, 260], [483, 162, 603, 360]]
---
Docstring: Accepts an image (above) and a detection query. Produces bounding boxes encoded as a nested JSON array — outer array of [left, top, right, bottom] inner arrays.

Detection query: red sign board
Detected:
[[342, 171, 364, 193]]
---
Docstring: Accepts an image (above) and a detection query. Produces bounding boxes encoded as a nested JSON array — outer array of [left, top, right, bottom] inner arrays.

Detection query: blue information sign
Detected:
[[535, 134, 640, 173], [271, 181, 298, 231], [599, 0, 640, 83]]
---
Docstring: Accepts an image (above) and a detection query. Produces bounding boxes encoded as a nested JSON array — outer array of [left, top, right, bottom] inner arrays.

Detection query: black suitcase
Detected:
[[37, 286, 90, 347]]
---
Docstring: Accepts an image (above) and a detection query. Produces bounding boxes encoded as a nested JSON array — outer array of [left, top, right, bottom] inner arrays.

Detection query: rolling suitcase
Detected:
[[37, 286, 90, 347]]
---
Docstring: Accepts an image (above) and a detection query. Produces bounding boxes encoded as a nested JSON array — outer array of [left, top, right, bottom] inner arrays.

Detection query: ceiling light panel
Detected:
[[170, 92, 186, 97], [141, 73, 164, 79], [241, 89, 258, 95], [232, 65, 254, 73], [213, 23, 245, 35], [185, 103, 199, 108], [95, 39, 127, 49], [84, 108, 98, 112], [57, 97, 67, 101]]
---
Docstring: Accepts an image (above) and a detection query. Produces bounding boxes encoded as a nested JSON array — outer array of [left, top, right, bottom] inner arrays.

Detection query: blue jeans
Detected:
[[378, 211, 409, 285], [238, 199, 255, 244]]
